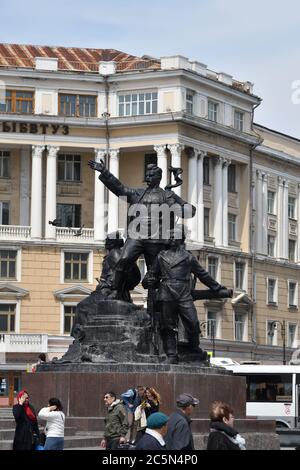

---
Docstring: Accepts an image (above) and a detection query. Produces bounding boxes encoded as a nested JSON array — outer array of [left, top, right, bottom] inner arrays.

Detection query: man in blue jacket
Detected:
[[165, 393, 199, 450], [135, 412, 169, 450]]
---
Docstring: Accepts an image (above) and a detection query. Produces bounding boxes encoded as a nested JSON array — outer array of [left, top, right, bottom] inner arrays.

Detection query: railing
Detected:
[[0, 334, 48, 353], [0, 225, 31, 240], [56, 227, 95, 242]]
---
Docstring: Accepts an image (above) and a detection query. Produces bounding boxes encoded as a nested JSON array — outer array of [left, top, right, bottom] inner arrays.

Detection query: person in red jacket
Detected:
[[13, 390, 40, 450]]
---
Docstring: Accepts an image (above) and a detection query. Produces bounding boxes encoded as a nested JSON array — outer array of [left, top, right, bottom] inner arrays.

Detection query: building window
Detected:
[[186, 90, 194, 114], [208, 256, 218, 281], [0, 90, 34, 114], [234, 313, 246, 341], [207, 311, 217, 339], [0, 151, 10, 178], [64, 305, 76, 334], [58, 154, 81, 181], [267, 191, 275, 214], [267, 320, 277, 346], [0, 202, 9, 225], [288, 323, 297, 348], [118, 92, 158, 117], [0, 304, 15, 333], [144, 154, 157, 180], [228, 164, 236, 192], [59, 94, 96, 117], [289, 239, 296, 262], [235, 262, 245, 291], [57, 204, 81, 228], [0, 250, 17, 279], [208, 101, 218, 122], [64, 252, 88, 281], [228, 214, 237, 241], [234, 110, 244, 131], [288, 197, 296, 219], [267, 278, 277, 304], [203, 157, 210, 185], [267, 235, 275, 257], [288, 281, 298, 308], [204, 208, 210, 238]]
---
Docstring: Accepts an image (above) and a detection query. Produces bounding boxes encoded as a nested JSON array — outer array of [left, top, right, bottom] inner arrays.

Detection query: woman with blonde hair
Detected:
[[207, 401, 246, 450], [134, 387, 161, 442]]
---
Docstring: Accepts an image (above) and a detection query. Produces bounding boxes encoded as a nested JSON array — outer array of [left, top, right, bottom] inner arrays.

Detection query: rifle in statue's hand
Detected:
[[192, 288, 233, 300], [143, 273, 160, 355]]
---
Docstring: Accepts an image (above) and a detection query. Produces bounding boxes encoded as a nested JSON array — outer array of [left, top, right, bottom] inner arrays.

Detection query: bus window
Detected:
[[246, 375, 292, 403]]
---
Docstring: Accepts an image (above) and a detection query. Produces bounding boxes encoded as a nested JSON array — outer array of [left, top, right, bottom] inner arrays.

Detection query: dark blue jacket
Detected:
[[165, 409, 194, 450], [135, 432, 166, 450]]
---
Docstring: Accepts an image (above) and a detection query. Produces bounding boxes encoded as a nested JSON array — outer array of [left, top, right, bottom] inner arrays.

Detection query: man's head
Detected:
[[147, 412, 169, 437], [168, 225, 186, 248], [145, 164, 162, 188], [137, 385, 146, 398], [176, 393, 199, 416], [105, 232, 124, 251], [103, 391, 116, 407]]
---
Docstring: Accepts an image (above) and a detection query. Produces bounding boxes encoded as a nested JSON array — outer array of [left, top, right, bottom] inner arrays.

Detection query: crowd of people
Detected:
[[12, 384, 246, 451]]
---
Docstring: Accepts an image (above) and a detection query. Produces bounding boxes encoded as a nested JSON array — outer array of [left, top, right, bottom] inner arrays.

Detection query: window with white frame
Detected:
[[207, 311, 218, 339], [228, 164, 236, 192], [267, 320, 278, 346], [267, 278, 277, 304], [64, 252, 88, 282], [288, 323, 298, 348], [0, 151, 10, 178], [208, 256, 219, 281], [235, 261, 246, 291], [288, 197, 296, 219], [208, 101, 218, 122], [64, 305, 77, 334], [228, 214, 237, 241], [0, 250, 17, 279], [267, 235, 275, 257], [267, 191, 276, 215], [186, 90, 194, 114], [57, 203, 81, 228], [234, 312, 247, 341], [0, 202, 9, 225], [58, 154, 81, 181], [289, 239, 296, 262], [0, 304, 16, 333], [118, 92, 158, 117], [203, 157, 210, 185], [234, 110, 244, 131], [288, 281, 298, 307], [204, 208, 210, 238]]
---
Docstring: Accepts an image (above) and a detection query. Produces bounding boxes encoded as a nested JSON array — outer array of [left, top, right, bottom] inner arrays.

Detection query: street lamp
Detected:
[[268, 320, 286, 365], [200, 321, 216, 358]]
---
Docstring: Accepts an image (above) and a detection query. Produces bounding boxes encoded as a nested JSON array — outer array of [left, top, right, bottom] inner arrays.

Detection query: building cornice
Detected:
[[256, 144, 300, 167]]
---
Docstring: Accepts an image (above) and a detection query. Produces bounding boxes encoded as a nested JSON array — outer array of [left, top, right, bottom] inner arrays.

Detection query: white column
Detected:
[[261, 173, 268, 255], [108, 148, 120, 234], [213, 157, 223, 247], [256, 170, 263, 254], [187, 149, 198, 241], [197, 150, 205, 245], [283, 180, 289, 259], [30, 145, 44, 239], [167, 144, 184, 196], [20, 147, 30, 226], [94, 149, 106, 241], [222, 159, 230, 247], [277, 177, 284, 258], [45, 146, 59, 239], [154, 145, 168, 189]]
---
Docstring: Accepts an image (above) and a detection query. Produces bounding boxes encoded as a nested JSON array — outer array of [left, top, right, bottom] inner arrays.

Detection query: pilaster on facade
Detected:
[[261, 172, 268, 255], [108, 148, 120, 234], [154, 145, 168, 190], [30, 145, 45, 239], [196, 149, 205, 246], [282, 179, 289, 260], [45, 146, 60, 239], [222, 159, 231, 248], [255, 170, 267, 255], [94, 149, 107, 241], [167, 143, 184, 196], [213, 156, 224, 247], [298, 183, 300, 263]]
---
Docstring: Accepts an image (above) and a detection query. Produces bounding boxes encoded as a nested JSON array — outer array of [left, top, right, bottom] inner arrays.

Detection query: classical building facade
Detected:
[[0, 44, 299, 400]]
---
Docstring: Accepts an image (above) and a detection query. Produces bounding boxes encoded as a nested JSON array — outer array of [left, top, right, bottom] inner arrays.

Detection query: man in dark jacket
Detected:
[[135, 412, 169, 450], [165, 393, 198, 450], [100, 391, 129, 450]]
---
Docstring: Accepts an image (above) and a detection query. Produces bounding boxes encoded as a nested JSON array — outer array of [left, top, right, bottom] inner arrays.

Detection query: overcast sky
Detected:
[[2, 0, 300, 138]]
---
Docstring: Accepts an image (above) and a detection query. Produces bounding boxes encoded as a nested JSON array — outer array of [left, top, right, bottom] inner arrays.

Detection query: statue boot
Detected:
[[161, 330, 179, 364]]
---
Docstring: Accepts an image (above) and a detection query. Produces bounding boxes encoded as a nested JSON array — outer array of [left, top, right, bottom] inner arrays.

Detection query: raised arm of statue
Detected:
[[89, 159, 137, 200], [88, 159, 106, 173]]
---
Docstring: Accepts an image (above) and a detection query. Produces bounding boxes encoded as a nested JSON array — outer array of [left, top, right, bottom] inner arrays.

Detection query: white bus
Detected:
[[215, 363, 300, 429]]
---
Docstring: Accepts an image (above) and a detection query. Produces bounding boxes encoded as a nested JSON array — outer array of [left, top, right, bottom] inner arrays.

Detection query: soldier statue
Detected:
[[88, 159, 195, 297], [143, 225, 228, 364]]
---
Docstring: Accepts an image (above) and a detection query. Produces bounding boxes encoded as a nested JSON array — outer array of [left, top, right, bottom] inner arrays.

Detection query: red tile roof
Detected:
[[0, 43, 160, 72]]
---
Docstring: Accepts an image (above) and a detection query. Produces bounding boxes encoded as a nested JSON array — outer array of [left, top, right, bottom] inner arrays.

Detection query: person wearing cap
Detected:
[[165, 393, 199, 450], [135, 412, 169, 450], [144, 224, 226, 363]]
